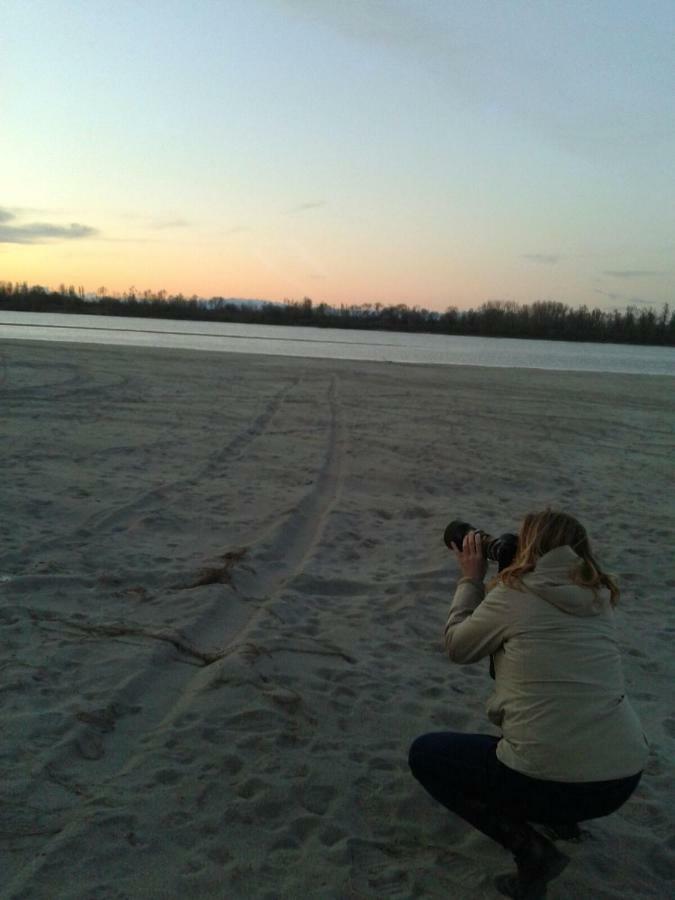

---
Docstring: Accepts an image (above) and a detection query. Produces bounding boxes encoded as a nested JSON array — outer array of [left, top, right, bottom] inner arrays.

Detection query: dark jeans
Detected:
[[408, 732, 642, 849]]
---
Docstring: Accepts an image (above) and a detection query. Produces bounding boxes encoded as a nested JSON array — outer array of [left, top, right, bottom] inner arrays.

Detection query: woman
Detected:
[[408, 509, 648, 899]]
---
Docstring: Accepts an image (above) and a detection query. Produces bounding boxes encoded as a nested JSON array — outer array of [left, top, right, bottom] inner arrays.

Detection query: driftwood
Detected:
[[171, 548, 249, 590], [25, 549, 252, 666], [38, 614, 223, 665]]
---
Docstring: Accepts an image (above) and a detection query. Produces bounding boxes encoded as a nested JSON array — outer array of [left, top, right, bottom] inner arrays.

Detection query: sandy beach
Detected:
[[1, 338, 673, 899]]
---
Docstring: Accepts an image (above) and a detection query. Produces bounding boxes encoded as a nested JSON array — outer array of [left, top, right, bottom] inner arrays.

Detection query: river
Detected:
[[0, 311, 672, 376]]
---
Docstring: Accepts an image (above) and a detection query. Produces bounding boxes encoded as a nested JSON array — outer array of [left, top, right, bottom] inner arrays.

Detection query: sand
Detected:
[[1, 338, 673, 899]]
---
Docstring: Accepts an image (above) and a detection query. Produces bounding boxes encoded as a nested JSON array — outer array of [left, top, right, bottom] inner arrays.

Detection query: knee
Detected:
[[408, 733, 433, 776]]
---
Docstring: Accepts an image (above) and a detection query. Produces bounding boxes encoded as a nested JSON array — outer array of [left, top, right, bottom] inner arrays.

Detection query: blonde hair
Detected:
[[489, 508, 620, 606]]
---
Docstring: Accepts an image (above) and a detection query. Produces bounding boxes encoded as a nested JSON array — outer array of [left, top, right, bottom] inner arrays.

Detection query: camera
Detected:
[[443, 520, 519, 572]]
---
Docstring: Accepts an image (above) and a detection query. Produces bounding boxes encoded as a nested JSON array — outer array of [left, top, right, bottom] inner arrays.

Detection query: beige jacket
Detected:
[[444, 545, 649, 782]]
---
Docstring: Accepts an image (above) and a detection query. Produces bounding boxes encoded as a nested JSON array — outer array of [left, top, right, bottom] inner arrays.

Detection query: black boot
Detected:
[[539, 822, 589, 843], [494, 822, 570, 899]]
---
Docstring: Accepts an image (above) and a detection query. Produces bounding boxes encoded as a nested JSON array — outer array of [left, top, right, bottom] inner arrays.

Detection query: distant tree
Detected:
[[1, 281, 672, 346]]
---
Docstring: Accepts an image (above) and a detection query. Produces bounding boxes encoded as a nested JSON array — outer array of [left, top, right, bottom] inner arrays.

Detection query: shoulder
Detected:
[[485, 581, 526, 604], [483, 581, 538, 622]]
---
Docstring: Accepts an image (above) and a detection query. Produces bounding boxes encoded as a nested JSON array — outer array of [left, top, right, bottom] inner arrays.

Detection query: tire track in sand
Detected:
[[181, 374, 346, 658], [1, 378, 299, 570], [79, 376, 300, 536], [6, 376, 346, 889], [79, 376, 343, 745]]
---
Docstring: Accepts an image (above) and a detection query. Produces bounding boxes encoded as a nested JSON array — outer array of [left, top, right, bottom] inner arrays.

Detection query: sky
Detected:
[[1, 0, 673, 311]]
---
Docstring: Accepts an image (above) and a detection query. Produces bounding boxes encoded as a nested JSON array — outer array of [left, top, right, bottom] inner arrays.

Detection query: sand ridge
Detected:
[[1, 339, 673, 898]]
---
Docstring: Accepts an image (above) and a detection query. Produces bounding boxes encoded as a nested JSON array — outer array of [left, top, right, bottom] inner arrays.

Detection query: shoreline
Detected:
[[1, 335, 673, 382], [1, 312, 673, 377], [2, 335, 674, 387]]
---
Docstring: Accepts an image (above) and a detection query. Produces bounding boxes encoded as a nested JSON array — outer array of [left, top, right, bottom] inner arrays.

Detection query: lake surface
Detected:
[[0, 311, 672, 376]]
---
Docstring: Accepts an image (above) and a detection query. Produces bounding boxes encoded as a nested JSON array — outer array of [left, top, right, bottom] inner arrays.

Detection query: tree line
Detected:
[[1, 281, 673, 346]]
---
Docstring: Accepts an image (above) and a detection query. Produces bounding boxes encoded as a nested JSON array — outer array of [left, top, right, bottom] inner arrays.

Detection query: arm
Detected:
[[444, 581, 511, 663], [444, 529, 510, 663]]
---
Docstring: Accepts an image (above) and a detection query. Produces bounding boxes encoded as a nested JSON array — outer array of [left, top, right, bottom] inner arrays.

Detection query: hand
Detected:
[[450, 530, 488, 582]]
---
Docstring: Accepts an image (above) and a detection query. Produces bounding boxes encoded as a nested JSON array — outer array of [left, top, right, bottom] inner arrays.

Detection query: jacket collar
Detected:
[[534, 545, 581, 571]]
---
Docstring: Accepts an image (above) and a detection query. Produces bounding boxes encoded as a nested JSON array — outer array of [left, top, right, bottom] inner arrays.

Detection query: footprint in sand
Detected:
[[236, 777, 267, 800], [288, 814, 321, 841], [649, 845, 675, 880], [402, 506, 433, 519], [271, 833, 300, 851], [300, 784, 336, 816], [319, 824, 345, 847], [218, 755, 244, 776], [76, 730, 105, 760], [154, 769, 181, 785]]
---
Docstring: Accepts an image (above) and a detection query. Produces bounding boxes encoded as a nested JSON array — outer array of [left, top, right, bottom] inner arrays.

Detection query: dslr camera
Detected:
[[444, 520, 518, 572]]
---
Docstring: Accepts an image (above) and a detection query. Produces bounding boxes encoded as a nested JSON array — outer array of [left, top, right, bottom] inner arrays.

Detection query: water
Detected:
[[0, 311, 672, 376]]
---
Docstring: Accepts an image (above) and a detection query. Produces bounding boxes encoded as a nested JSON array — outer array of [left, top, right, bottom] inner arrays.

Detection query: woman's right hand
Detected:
[[450, 530, 488, 582]]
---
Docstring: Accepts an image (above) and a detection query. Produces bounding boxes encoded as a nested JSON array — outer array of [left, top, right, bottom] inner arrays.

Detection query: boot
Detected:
[[539, 822, 587, 842], [494, 822, 570, 899]]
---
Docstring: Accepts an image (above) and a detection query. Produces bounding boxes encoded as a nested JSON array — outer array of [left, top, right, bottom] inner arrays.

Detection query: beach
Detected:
[[1, 338, 673, 899]]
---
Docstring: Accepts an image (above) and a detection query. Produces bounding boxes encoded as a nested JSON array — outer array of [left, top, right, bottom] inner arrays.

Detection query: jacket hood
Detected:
[[521, 545, 607, 616]]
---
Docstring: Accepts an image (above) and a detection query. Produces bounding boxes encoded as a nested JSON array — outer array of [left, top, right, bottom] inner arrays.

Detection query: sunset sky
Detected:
[[1, 1, 673, 311]]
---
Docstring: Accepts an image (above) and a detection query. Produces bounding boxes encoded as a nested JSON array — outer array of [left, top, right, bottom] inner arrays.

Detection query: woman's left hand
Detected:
[[450, 530, 488, 582]]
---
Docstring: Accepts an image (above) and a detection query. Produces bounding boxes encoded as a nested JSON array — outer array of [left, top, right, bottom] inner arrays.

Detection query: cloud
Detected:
[[0, 208, 98, 244], [602, 270, 663, 279], [266, 2, 675, 165], [285, 201, 326, 214], [594, 288, 655, 305], [0, 223, 98, 244], [520, 254, 561, 265], [269, 1, 444, 55]]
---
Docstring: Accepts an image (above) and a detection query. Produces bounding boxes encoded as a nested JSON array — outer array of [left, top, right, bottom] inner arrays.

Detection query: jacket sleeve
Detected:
[[444, 578, 512, 664]]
